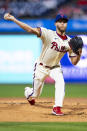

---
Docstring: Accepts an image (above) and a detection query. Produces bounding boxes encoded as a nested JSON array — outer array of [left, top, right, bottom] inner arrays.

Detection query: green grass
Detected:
[[0, 122, 87, 131], [65, 83, 87, 98], [42, 83, 87, 98], [0, 84, 87, 98]]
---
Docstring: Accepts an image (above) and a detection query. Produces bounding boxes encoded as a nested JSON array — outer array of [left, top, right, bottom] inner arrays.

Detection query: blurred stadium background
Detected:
[[0, 1, 87, 130], [0, 0, 87, 90]]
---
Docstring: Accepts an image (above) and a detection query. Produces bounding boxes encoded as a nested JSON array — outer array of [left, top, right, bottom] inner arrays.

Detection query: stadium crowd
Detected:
[[0, 0, 87, 19]]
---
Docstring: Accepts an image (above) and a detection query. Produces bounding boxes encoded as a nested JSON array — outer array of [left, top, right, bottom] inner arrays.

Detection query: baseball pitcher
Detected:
[[4, 13, 83, 115]]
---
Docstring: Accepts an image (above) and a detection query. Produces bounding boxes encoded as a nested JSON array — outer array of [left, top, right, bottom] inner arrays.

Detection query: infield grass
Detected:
[[0, 83, 87, 98], [0, 122, 87, 131]]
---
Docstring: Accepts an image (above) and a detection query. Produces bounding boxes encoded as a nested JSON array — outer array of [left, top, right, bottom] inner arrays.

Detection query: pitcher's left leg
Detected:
[[50, 67, 65, 115]]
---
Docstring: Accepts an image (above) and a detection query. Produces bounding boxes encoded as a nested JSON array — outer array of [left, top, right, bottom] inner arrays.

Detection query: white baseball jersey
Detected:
[[37, 27, 77, 67], [25, 28, 76, 107]]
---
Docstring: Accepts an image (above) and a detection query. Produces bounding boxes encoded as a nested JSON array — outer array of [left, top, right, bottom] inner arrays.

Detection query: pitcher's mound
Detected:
[[0, 98, 87, 122]]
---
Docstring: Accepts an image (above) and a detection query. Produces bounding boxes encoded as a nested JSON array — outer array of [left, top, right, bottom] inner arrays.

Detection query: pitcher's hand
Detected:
[[4, 13, 15, 21]]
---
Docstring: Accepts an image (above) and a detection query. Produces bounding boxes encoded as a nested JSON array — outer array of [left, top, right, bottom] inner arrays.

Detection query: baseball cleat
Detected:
[[27, 99, 35, 105], [52, 107, 64, 116]]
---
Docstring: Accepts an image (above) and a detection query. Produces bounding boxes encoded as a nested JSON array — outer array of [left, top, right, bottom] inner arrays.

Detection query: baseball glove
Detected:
[[69, 36, 83, 55]]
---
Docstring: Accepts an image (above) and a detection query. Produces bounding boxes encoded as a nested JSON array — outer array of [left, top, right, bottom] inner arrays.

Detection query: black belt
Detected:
[[39, 63, 60, 69]]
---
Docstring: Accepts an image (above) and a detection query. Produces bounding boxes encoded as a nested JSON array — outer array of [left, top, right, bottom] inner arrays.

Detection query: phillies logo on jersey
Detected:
[[51, 42, 66, 52]]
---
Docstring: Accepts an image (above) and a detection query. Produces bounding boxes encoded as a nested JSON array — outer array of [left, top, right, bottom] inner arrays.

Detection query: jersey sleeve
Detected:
[[38, 27, 49, 44]]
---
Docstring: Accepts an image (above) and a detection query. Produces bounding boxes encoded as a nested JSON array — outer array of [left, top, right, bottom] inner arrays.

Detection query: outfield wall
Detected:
[[1, 19, 87, 33], [0, 34, 87, 83]]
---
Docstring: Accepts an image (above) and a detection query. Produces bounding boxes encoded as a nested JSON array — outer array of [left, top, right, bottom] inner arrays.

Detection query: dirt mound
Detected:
[[0, 98, 87, 122]]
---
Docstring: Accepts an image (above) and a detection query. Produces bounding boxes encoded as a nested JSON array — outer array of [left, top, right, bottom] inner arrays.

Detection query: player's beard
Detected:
[[56, 25, 67, 34], [57, 26, 66, 34]]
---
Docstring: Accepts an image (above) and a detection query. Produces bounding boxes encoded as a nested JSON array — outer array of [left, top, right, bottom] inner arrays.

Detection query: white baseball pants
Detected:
[[32, 62, 65, 107]]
